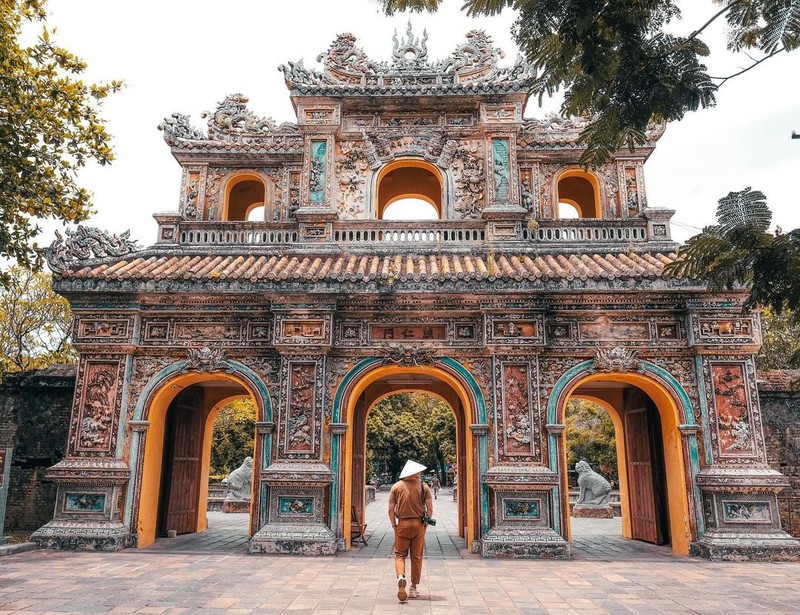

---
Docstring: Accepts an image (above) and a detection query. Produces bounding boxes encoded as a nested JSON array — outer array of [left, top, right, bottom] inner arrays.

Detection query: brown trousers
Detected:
[[393, 518, 426, 585]]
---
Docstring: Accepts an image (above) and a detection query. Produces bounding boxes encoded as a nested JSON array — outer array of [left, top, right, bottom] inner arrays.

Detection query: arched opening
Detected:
[[136, 372, 264, 548], [340, 364, 480, 551], [556, 170, 601, 218], [376, 160, 443, 219], [555, 371, 693, 556], [224, 174, 267, 221], [382, 198, 440, 220], [557, 201, 582, 219]]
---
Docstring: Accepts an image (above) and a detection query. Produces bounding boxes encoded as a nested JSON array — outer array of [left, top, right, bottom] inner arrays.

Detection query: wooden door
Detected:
[[623, 390, 659, 544], [161, 389, 204, 536]]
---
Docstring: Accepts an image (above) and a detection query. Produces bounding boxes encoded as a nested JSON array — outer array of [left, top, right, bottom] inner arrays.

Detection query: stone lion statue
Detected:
[[575, 460, 612, 505], [222, 456, 253, 501]]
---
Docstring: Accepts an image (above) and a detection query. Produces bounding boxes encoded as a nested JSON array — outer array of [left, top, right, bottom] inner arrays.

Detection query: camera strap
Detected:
[[420, 481, 427, 516]]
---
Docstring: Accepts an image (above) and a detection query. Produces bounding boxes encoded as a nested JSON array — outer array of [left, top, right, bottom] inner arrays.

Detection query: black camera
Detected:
[[421, 515, 437, 526]]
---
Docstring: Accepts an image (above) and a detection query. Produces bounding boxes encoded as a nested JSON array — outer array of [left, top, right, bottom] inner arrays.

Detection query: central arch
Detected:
[[331, 357, 488, 551]]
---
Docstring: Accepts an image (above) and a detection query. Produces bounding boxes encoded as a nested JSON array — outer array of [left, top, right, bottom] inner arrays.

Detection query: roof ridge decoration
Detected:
[[158, 94, 300, 147], [47, 226, 139, 274], [521, 113, 666, 148], [279, 23, 533, 94]]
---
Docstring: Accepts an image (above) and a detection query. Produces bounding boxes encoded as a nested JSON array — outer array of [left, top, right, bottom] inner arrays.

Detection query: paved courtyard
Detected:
[[1, 488, 799, 614]]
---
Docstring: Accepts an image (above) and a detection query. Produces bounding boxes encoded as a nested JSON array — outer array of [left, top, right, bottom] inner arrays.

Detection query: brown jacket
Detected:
[[389, 478, 433, 519]]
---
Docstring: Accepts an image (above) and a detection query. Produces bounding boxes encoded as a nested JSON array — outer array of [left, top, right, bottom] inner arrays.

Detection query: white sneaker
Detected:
[[397, 576, 407, 602], [408, 586, 419, 599]]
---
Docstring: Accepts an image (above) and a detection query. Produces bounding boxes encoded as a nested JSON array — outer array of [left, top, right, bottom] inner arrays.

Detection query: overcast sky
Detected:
[[43, 0, 799, 246]]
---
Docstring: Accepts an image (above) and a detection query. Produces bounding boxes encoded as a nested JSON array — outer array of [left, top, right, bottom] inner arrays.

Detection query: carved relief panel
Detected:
[[73, 315, 134, 345], [689, 313, 760, 350], [274, 314, 332, 352], [69, 358, 126, 456], [335, 317, 482, 347], [702, 358, 764, 462], [618, 162, 646, 217], [487, 314, 544, 346], [544, 314, 684, 347], [334, 140, 370, 219], [494, 357, 542, 462], [139, 317, 271, 347], [179, 166, 207, 221], [279, 358, 325, 459], [487, 135, 516, 205], [303, 137, 334, 207], [451, 140, 486, 219]]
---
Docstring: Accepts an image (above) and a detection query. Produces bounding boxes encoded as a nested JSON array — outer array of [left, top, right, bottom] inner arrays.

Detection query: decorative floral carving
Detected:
[[335, 141, 369, 218], [711, 363, 754, 455], [452, 142, 485, 218], [500, 363, 534, 456], [380, 346, 436, 366], [286, 362, 316, 453], [47, 226, 139, 274], [593, 347, 643, 373], [77, 365, 118, 450], [392, 22, 429, 68], [182, 347, 233, 373]]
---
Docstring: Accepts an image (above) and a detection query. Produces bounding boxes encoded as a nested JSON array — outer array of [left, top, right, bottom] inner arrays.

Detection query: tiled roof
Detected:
[[60, 251, 679, 284]]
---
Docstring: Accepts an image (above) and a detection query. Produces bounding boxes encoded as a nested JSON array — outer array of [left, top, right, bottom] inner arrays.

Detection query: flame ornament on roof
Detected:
[[280, 24, 533, 93]]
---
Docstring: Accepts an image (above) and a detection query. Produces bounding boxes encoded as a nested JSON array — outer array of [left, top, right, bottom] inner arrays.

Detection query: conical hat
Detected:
[[399, 460, 427, 479]]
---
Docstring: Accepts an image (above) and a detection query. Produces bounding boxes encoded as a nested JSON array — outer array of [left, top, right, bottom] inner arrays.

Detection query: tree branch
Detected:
[[710, 47, 787, 85]]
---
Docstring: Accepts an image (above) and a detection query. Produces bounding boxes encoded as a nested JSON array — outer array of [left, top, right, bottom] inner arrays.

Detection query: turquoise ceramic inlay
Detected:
[[65, 493, 105, 512], [504, 498, 540, 519], [309, 141, 327, 202], [492, 138, 510, 201], [279, 496, 314, 515]]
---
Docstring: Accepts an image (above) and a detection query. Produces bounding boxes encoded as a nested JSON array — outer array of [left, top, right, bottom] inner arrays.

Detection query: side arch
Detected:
[[546, 359, 702, 555], [124, 359, 273, 547], [330, 356, 489, 546]]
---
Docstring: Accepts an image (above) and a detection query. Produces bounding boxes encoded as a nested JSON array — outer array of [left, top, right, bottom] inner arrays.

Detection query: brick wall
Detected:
[[758, 369, 800, 538], [0, 365, 76, 532]]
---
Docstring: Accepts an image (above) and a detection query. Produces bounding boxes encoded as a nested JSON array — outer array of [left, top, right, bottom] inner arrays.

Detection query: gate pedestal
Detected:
[[249, 461, 337, 555], [691, 467, 800, 561], [480, 465, 571, 559], [31, 458, 131, 551]]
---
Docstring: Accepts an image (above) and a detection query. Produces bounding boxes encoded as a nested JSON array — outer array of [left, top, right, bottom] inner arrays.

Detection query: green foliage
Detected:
[[375, 0, 799, 166], [210, 398, 255, 478], [0, 266, 75, 379], [565, 399, 618, 485], [367, 392, 456, 482], [0, 0, 121, 285], [757, 307, 800, 370], [664, 188, 800, 319]]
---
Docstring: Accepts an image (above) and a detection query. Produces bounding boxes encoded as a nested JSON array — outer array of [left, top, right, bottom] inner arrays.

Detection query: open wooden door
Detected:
[[158, 388, 204, 536], [623, 389, 668, 545]]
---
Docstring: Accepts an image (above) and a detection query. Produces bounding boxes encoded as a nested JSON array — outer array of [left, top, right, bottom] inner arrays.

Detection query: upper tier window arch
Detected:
[[556, 169, 602, 219], [223, 172, 268, 222], [375, 160, 443, 220]]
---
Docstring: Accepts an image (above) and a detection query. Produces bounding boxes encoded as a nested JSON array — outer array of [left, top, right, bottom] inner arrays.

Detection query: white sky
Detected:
[[41, 0, 800, 246]]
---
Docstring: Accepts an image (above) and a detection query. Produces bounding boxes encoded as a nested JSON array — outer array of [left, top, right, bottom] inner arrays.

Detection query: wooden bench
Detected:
[[351, 506, 368, 546]]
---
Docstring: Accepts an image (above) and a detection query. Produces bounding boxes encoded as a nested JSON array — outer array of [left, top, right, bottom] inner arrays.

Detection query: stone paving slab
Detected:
[[2, 489, 799, 613]]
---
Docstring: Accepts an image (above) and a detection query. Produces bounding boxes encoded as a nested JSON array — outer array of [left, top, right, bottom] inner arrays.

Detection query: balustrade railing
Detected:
[[167, 217, 658, 249]]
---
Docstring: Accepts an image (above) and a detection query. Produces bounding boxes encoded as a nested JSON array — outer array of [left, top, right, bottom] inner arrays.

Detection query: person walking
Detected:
[[388, 459, 433, 602], [431, 475, 441, 499]]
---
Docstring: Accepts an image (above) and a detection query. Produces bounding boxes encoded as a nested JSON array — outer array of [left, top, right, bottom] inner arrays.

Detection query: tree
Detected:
[[663, 188, 800, 319], [375, 1, 799, 165], [0, 0, 120, 285], [366, 392, 456, 482], [758, 307, 800, 370], [0, 266, 75, 379], [565, 399, 618, 486], [210, 398, 256, 478]]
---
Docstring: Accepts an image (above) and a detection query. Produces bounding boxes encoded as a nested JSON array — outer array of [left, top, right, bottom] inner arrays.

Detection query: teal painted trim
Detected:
[[694, 355, 714, 466], [551, 485, 561, 535], [124, 359, 273, 534], [546, 360, 594, 425], [328, 356, 491, 538], [116, 355, 134, 460]]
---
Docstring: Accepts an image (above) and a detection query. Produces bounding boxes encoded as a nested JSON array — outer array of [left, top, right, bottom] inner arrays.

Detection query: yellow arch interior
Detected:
[[564, 373, 691, 556], [137, 372, 257, 548], [342, 365, 476, 549]]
